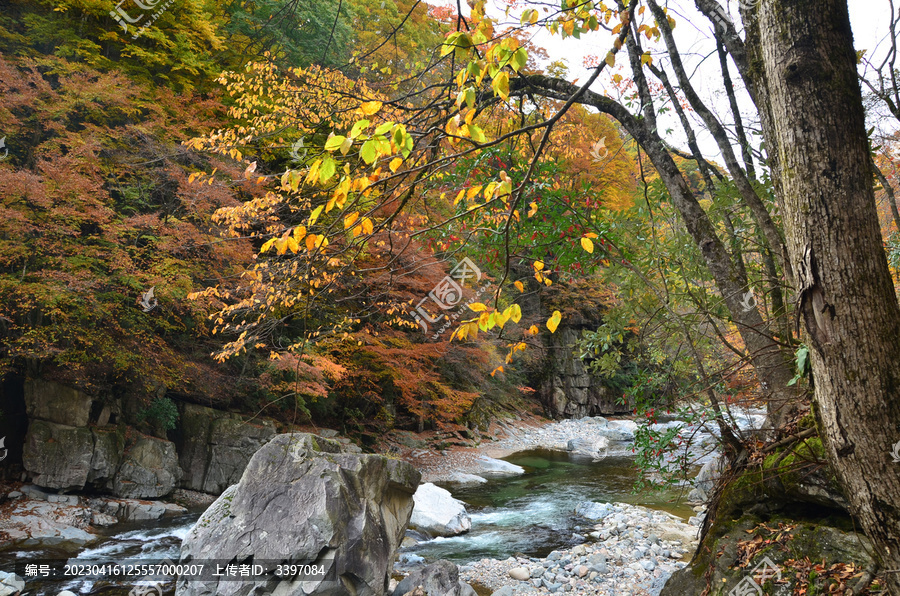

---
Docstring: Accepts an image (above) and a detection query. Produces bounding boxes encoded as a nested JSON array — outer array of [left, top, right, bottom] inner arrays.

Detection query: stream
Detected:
[[406, 449, 694, 564], [4, 448, 695, 595]]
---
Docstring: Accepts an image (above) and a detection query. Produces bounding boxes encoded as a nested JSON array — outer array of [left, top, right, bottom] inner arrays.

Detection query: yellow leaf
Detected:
[[547, 310, 562, 333], [514, 280, 524, 292], [361, 217, 374, 235], [308, 205, 324, 226], [454, 189, 466, 205], [534, 260, 544, 271], [469, 302, 487, 312], [305, 234, 317, 251], [528, 324, 539, 335], [389, 157, 403, 172], [581, 237, 594, 253], [491, 366, 504, 377], [286, 237, 299, 253], [358, 101, 383, 115], [344, 212, 360, 229], [510, 303, 522, 323], [293, 225, 307, 240], [260, 238, 276, 253]]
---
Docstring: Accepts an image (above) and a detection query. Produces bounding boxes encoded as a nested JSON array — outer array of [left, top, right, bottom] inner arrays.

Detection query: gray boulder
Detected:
[[175, 404, 275, 494], [23, 420, 94, 490], [111, 436, 182, 498], [566, 437, 610, 459], [392, 561, 475, 596], [87, 427, 123, 487], [177, 433, 420, 596], [410, 483, 471, 537], [687, 454, 726, 504], [201, 416, 275, 494], [24, 378, 94, 426]]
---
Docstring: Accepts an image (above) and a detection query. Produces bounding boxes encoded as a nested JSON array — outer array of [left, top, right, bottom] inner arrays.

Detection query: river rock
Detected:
[[687, 454, 725, 503], [566, 437, 610, 458], [575, 501, 613, 520], [474, 456, 525, 476], [177, 433, 420, 596], [445, 472, 487, 485], [410, 483, 471, 536], [23, 420, 94, 490], [0, 500, 97, 551], [111, 436, 182, 498], [508, 567, 530, 581], [24, 378, 94, 427], [392, 560, 475, 596], [0, 571, 24, 596]]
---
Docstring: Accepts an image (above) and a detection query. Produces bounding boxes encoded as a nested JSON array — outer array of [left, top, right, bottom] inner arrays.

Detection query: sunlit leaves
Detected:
[[581, 237, 595, 253], [358, 101, 383, 115], [547, 310, 562, 333]]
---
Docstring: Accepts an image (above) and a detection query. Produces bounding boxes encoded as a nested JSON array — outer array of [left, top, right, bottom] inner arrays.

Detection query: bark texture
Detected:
[[750, 0, 900, 588]]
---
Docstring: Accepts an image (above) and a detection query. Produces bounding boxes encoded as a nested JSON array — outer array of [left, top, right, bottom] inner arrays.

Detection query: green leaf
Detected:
[[319, 156, 336, 184], [510, 48, 528, 72], [360, 139, 378, 164], [324, 135, 346, 151], [469, 124, 487, 144], [374, 121, 394, 136], [350, 119, 370, 139]]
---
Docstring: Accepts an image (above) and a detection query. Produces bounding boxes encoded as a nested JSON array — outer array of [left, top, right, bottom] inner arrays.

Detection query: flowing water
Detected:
[[5, 449, 696, 594], [407, 449, 695, 564]]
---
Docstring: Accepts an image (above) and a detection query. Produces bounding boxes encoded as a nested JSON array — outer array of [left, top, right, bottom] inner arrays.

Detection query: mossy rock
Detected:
[[661, 513, 874, 595]]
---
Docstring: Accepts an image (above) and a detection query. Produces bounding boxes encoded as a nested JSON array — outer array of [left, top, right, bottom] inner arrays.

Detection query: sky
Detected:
[[434, 0, 898, 167]]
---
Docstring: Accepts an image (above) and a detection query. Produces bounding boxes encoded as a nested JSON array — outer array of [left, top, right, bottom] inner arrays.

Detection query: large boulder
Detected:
[[392, 561, 476, 596], [23, 421, 94, 490], [175, 403, 275, 494], [177, 433, 421, 596], [111, 436, 182, 498], [201, 416, 275, 494], [687, 454, 726, 504], [87, 427, 124, 487], [24, 379, 94, 427], [410, 483, 471, 537]]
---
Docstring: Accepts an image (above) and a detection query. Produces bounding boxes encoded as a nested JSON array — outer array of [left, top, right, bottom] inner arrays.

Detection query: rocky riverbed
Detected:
[[397, 501, 701, 596]]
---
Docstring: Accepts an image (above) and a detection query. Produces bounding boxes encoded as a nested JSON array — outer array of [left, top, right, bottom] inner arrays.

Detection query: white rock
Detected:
[[508, 567, 531, 581], [0, 572, 24, 596], [410, 482, 472, 536], [474, 456, 525, 476], [446, 472, 488, 484]]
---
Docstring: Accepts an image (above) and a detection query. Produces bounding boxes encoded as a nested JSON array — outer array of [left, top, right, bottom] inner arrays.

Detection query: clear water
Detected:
[[408, 449, 695, 564]]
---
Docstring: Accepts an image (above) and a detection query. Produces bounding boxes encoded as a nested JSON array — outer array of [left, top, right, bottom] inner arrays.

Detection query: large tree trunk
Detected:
[[750, 0, 900, 588]]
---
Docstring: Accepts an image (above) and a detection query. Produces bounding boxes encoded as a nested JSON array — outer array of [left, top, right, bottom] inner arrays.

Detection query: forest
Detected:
[[2, 0, 900, 594]]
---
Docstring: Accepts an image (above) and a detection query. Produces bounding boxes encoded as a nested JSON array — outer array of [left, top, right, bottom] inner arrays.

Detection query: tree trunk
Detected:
[[750, 0, 900, 588]]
